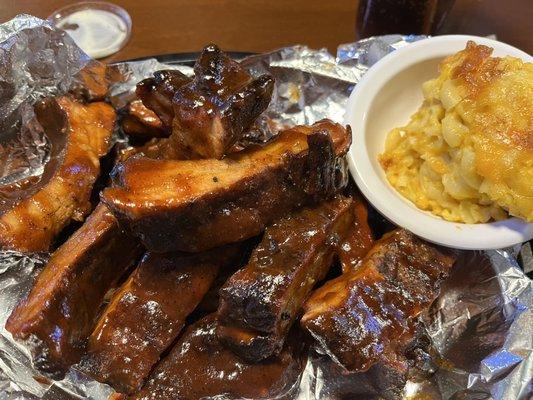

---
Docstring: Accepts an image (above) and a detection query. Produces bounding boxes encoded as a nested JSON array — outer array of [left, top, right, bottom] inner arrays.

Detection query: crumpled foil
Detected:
[[0, 14, 531, 400]]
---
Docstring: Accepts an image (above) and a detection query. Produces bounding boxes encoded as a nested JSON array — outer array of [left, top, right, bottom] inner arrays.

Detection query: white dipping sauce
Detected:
[[57, 9, 128, 58]]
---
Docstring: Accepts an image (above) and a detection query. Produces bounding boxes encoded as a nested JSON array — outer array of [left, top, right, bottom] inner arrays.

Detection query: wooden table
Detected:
[[0, 0, 531, 62]]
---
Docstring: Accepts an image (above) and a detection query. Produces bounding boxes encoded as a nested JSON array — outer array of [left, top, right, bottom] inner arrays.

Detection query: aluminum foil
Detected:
[[0, 14, 531, 400]]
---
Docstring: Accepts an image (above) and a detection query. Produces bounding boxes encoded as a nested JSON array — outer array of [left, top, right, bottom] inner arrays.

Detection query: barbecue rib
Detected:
[[132, 314, 307, 400], [217, 196, 355, 362], [301, 229, 454, 374], [121, 100, 166, 141], [136, 69, 191, 128], [102, 120, 351, 253], [6, 203, 142, 376], [136, 47, 275, 160], [168, 44, 275, 159], [0, 97, 115, 252], [80, 245, 243, 394]]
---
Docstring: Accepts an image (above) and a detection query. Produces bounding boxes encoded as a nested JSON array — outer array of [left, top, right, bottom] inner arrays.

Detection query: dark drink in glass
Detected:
[[356, 0, 455, 38]]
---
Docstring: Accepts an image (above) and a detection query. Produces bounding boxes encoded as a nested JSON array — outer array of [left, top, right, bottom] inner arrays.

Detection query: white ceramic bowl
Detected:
[[344, 35, 533, 250]]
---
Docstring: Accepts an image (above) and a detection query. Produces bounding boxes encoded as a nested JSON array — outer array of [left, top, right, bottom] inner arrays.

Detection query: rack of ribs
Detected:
[[80, 245, 243, 394], [301, 229, 455, 377], [0, 97, 115, 252], [6, 203, 142, 376], [132, 314, 307, 400], [216, 196, 355, 362], [102, 120, 351, 253]]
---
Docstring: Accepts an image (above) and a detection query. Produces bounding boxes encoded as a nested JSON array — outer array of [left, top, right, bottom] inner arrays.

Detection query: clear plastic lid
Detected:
[[47, 1, 132, 59]]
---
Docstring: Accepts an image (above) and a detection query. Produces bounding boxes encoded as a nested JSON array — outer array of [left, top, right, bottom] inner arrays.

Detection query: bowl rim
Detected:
[[344, 34, 533, 250]]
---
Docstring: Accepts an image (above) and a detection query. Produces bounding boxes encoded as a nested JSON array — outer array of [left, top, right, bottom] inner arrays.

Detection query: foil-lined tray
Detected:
[[0, 14, 531, 400]]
